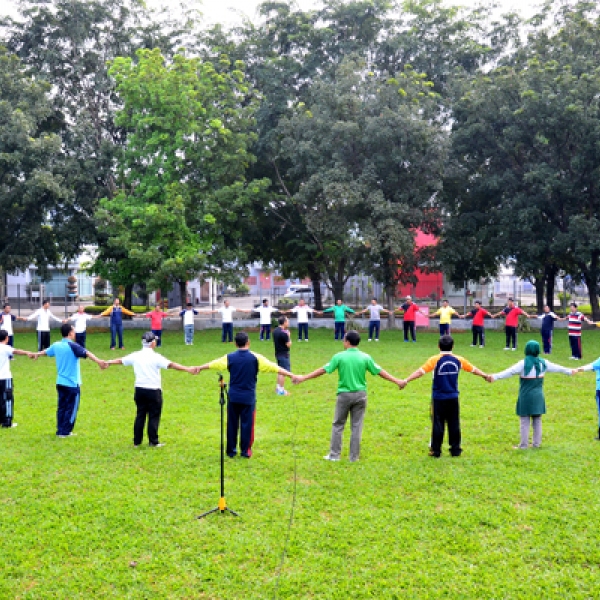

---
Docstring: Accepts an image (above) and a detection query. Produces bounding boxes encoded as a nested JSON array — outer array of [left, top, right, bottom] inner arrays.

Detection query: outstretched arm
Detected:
[[378, 368, 406, 390], [12, 348, 34, 358], [294, 367, 326, 384], [167, 362, 197, 374], [86, 350, 108, 370]]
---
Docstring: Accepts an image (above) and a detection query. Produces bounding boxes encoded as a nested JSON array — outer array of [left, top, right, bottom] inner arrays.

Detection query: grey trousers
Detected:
[[329, 391, 367, 461], [518, 415, 542, 448]]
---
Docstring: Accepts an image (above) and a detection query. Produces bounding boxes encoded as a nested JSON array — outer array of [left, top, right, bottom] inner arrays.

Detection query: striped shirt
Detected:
[[568, 312, 585, 337]]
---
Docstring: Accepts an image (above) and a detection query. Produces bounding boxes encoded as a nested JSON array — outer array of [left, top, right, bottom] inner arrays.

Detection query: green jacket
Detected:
[[323, 305, 355, 322]]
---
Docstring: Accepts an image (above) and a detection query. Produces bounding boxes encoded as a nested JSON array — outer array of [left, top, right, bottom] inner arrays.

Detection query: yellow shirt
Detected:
[[433, 306, 458, 324]]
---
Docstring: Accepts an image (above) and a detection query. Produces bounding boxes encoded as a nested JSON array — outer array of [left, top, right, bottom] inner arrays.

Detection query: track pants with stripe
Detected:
[[56, 384, 80, 436], [0, 378, 14, 427], [227, 401, 255, 458]]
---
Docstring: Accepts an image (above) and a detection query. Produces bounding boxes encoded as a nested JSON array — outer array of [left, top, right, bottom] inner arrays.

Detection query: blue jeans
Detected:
[[439, 323, 450, 336], [184, 324, 194, 344], [260, 324, 271, 341], [152, 329, 162, 347], [334, 322, 345, 340], [368, 320, 380, 340], [110, 323, 123, 349], [222, 322, 233, 342], [298, 323, 309, 340]]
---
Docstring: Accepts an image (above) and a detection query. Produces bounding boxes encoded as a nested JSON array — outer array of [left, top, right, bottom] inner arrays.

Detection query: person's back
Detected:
[[426, 353, 464, 400], [122, 347, 169, 389], [47, 338, 85, 387], [227, 349, 260, 403]]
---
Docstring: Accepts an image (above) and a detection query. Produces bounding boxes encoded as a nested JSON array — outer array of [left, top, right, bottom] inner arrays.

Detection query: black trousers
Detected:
[[541, 329, 552, 354], [472, 326, 485, 346], [431, 397, 461, 457], [75, 332, 86, 348], [38, 331, 51, 352], [569, 335, 582, 359], [0, 378, 14, 427], [133, 387, 163, 445], [227, 401, 256, 458], [505, 325, 517, 349], [403, 321, 416, 341]]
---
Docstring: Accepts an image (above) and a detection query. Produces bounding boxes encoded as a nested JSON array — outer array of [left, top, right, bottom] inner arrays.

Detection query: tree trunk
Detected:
[[179, 280, 187, 308], [545, 265, 557, 312], [584, 254, 600, 321], [331, 279, 344, 302], [308, 264, 323, 310], [386, 284, 396, 328], [534, 276, 545, 314], [123, 284, 133, 310]]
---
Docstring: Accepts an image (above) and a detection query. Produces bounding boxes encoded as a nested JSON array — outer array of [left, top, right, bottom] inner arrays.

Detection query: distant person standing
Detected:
[[431, 299, 462, 336], [179, 302, 199, 345], [209, 300, 249, 343], [358, 299, 389, 342], [323, 299, 355, 341], [273, 316, 292, 396], [0, 330, 34, 428], [466, 300, 493, 348], [143, 305, 172, 347], [27, 299, 63, 351], [68, 305, 97, 348], [566, 302, 595, 360], [101, 298, 136, 350], [287, 299, 316, 341], [399, 296, 426, 342], [537, 305, 561, 355], [33, 323, 107, 437], [0, 304, 26, 347], [256, 299, 277, 341], [493, 298, 531, 351]]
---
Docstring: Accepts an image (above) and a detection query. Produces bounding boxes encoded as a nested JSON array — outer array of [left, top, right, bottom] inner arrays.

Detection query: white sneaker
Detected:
[[479, 345, 484, 348], [375, 339, 379, 342], [503, 347, 510, 350], [323, 455, 340, 461], [512, 348, 516, 351], [150, 443, 165, 447], [305, 339, 309, 342], [368, 339, 372, 342], [10, 423, 17, 428], [470, 344, 476, 347]]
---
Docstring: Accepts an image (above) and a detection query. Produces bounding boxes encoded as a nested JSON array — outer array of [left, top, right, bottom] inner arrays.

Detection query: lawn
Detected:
[[2, 327, 600, 599]]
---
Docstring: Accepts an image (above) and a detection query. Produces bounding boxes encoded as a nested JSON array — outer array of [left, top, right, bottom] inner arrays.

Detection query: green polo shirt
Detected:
[[323, 347, 382, 393], [323, 305, 355, 322]]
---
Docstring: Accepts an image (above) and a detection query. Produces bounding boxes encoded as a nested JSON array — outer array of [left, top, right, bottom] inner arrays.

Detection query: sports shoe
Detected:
[[305, 339, 309, 342], [2, 423, 17, 428], [323, 455, 340, 461], [150, 443, 165, 448], [412, 340, 416, 343], [512, 348, 516, 351], [479, 345, 484, 348], [470, 344, 476, 347], [368, 339, 372, 342], [276, 389, 290, 396], [504, 347, 510, 351], [375, 339, 379, 342]]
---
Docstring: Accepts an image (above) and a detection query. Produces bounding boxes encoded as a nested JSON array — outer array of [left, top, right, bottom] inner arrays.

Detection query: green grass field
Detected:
[[2, 327, 600, 599]]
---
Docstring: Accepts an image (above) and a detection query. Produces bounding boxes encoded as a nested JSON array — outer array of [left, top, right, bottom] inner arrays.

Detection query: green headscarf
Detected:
[[524, 340, 546, 377]]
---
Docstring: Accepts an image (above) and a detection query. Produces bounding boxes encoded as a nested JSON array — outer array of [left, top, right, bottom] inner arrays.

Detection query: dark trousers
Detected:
[[505, 325, 517, 349], [38, 331, 51, 352], [0, 378, 14, 427], [569, 335, 582, 359], [472, 326, 485, 346], [75, 332, 86, 348], [403, 321, 416, 341], [56, 384, 80, 436], [151, 329, 162, 347], [431, 397, 461, 457], [260, 324, 271, 341], [439, 323, 450, 336], [222, 322, 233, 342], [227, 401, 256, 457], [298, 323, 309, 340], [368, 320, 380, 340], [334, 322, 345, 340], [110, 323, 123, 349], [541, 329, 553, 354], [7, 336, 13, 347], [133, 387, 163, 445]]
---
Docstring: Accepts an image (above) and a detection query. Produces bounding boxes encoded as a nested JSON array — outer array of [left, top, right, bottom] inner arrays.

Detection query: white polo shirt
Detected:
[[218, 306, 236, 324], [0, 344, 13, 379], [257, 306, 276, 325], [0, 314, 16, 336], [291, 306, 314, 323], [70, 313, 93, 333], [122, 348, 171, 390]]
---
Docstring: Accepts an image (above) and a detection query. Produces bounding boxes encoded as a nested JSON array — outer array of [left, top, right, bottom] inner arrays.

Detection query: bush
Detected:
[[235, 283, 250, 296], [85, 305, 147, 315]]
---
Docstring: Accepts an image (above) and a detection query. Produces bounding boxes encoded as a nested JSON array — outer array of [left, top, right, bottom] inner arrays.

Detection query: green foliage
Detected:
[[2, 329, 600, 597], [84, 305, 147, 315]]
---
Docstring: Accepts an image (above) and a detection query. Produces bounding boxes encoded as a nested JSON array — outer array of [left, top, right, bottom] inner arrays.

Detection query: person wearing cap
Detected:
[[31, 323, 108, 437], [196, 331, 294, 458], [179, 302, 199, 345], [105, 332, 197, 447]]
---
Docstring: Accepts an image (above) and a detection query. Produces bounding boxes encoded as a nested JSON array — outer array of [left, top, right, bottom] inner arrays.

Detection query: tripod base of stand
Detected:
[[198, 496, 239, 519]]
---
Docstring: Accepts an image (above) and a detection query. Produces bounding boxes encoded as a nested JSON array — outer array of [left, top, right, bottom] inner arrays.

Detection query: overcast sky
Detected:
[[0, 0, 539, 26]]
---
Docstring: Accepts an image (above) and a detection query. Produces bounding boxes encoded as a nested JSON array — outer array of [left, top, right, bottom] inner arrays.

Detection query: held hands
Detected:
[[292, 375, 304, 385], [98, 360, 109, 370], [485, 375, 494, 383], [397, 379, 407, 390]]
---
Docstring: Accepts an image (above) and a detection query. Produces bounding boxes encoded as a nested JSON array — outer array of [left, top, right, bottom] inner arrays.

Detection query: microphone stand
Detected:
[[198, 373, 239, 519]]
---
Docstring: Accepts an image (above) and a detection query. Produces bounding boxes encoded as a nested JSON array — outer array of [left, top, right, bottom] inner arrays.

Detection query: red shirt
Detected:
[[503, 306, 524, 327], [146, 311, 169, 330], [469, 308, 490, 327], [401, 302, 419, 322]]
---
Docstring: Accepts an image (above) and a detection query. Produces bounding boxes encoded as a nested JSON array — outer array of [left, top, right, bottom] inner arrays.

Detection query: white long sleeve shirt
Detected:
[[492, 359, 572, 381], [28, 308, 62, 331], [70, 312, 94, 333], [290, 305, 314, 323]]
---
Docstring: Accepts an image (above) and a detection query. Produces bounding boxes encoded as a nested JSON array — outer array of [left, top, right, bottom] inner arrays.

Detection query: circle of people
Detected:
[[1, 295, 599, 460]]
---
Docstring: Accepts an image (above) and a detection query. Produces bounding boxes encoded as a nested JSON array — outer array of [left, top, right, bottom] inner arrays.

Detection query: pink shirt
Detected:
[[146, 311, 169, 330]]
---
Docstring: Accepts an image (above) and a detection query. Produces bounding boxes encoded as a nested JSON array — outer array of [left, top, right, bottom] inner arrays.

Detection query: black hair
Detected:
[[570, 302, 578, 308], [142, 331, 156, 344], [345, 330, 360, 346], [474, 300, 481, 305], [278, 315, 287, 326], [439, 335, 454, 352], [61, 323, 74, 337], [42, 298, 50, 305], [186, 302, 192, 307], [262, 299, 268, 304], [0, 331, 8, 342], [3, 304, 10, 309], [235, 331, 249, 347]]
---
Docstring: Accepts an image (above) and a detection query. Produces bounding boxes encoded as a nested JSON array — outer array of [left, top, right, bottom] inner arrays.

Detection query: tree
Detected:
[[96, 49, 266, 302], [0, 47, 69, 275]]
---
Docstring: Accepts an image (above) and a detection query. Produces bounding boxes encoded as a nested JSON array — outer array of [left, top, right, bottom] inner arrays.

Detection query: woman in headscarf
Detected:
[[489, 341, 575, 449]]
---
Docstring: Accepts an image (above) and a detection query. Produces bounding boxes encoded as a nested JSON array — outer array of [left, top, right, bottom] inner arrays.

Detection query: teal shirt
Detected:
[[323, 305, 355, 322], [323, 348, 382, 393]]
